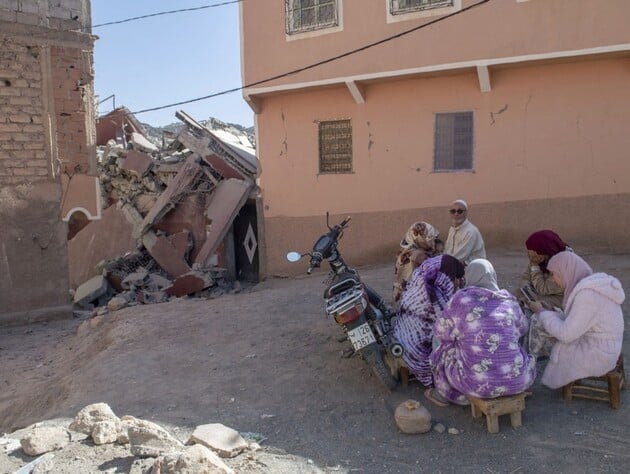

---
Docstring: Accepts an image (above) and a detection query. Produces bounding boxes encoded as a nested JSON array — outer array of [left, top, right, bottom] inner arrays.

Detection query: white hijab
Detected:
[[465, 259, 500, 292]]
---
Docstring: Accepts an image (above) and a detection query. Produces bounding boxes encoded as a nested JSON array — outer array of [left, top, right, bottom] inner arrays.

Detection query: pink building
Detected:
[[240, 0, 630, 277]]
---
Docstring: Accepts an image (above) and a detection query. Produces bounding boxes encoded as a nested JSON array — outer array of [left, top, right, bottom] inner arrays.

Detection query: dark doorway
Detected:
[[233, 200, 259, 282]]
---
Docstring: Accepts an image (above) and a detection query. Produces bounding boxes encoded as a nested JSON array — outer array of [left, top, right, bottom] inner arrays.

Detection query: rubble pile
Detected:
[[1, 402, 262, 473], [69, 110, 259, 314]]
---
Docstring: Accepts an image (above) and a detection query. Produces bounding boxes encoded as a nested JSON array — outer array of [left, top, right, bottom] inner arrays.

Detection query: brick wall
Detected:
[[51, 44, 93, 175], [0, 0, 94, 325], [0, 38, 48, 184]]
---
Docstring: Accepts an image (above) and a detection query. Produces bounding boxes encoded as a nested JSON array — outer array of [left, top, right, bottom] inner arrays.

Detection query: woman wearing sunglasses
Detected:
[[444, 199, 486, 265]]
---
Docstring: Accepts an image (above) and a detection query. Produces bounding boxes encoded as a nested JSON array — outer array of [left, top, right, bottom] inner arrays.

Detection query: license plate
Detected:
[[347, 322, 376, 351]]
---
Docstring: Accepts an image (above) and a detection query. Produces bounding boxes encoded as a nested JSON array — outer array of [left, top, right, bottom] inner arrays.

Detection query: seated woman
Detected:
[[393, 221, 443, 305], [531, 251, 625, 389], [517, 230, 571, 310], [426, 259, 537, 407], [517, 230, 572, 358], [393, 254, 464, 388]]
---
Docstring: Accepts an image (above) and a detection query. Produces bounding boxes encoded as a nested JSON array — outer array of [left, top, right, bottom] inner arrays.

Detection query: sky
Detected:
[[91, 0, 253, 128]]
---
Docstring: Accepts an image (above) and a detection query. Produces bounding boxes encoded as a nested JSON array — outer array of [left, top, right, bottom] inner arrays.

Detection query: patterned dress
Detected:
[[393, 256, 456, 386], [430, 286, 537, 405]]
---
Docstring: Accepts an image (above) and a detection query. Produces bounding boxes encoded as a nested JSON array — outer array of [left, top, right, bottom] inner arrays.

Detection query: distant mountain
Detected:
[[141, 117, 255, 149]]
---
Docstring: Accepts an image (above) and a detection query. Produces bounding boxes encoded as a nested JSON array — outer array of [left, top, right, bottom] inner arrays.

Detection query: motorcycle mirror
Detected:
[[286, 251, 302, 263]]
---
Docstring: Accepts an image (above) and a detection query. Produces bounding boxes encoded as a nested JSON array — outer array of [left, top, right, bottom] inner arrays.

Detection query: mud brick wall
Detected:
[[0, 0, 94, 325]]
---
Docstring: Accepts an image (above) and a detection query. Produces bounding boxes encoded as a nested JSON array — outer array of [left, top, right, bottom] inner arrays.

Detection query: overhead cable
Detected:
[[130, 0, 491, 115]]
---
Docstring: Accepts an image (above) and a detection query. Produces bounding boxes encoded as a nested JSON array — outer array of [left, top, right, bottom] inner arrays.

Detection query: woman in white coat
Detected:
[[528, 251, 625, 389]]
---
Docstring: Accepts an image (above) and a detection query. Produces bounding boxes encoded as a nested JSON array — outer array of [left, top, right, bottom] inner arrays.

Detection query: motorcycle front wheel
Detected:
[[360, 343, 398, 392]]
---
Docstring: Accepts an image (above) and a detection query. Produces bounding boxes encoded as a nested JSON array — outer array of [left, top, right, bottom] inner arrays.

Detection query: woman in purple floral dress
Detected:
[[427, 259, 537, 406], [393, 254, 465, 387]]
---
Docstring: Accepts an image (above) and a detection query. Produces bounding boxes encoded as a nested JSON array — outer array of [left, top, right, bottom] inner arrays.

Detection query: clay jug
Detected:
[[394, 399, 431, 434]]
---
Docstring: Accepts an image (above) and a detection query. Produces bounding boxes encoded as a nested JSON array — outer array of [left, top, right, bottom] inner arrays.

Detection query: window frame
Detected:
[[432, 111, 474, 173], [285, 0, 341, 38], [317, 118, 353, 175], [386, 0, 461, 23]]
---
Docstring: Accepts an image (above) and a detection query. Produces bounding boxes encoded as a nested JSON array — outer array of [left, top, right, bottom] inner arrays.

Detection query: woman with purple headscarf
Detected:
[[393, 255, 465, 387], [531, 251, 625, 389], [426, 259, 536, 407]]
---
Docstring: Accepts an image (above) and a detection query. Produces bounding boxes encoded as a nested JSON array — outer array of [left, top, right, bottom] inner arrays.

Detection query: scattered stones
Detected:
[[188, 423, 248, 458], [153, 444, 235, 474], [20, 426, 71, 456], [433, 423, 446, 434], [124, 416, 184, 458], [69, 403, 119, 435]]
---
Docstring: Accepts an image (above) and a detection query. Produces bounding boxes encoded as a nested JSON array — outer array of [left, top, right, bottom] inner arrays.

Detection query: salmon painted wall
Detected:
[[255, 57, 630, 275], [258, 58, 630, 217], [241, 0, 630, 89]]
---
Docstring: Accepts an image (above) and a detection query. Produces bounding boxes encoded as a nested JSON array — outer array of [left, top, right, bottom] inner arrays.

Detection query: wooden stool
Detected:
[[468, 393, 527, 434], [562, 354, 625, 409]]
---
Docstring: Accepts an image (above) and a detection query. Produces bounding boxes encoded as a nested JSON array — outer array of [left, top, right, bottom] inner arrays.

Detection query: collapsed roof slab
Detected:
[[142, 230, 192, 279], [194, 178, 253, 267], [175, 110, 258, 182], [68, 205, 137, 289], [139, 154, 207, 235]]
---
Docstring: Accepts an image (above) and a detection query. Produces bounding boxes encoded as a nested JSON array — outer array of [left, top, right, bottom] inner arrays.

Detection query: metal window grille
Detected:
[[433, 112, 473, 171], [286, 0, 338, 34], [390, 0, 453, 15], [319, 120, 352, 174]]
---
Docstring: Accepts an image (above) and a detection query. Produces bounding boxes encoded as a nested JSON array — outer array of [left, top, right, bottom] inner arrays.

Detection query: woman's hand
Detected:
[[528, 300, 544, 313]]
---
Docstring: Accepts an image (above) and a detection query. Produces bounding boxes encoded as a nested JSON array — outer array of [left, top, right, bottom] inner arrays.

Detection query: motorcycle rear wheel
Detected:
[[361, 343, 398, 392]]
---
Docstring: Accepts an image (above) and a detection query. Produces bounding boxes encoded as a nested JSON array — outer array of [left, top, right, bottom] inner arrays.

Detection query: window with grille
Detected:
[[390, 0, 454, 15], [319, 119, 352, 174], [433, 112, 474, 171], [286, 0, 338, 35]]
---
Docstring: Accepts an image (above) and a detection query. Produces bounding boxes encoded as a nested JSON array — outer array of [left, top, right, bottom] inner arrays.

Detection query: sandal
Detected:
[[424, 388, 449, 408]]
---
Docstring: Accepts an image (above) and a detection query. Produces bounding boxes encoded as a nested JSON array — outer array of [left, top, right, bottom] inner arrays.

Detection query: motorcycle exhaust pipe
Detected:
[[389, 343, 404, 358]]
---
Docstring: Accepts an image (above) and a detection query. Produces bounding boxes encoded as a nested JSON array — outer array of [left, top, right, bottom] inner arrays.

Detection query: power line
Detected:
[[92, 1, 242, 29], [130, 0, 491, 116]]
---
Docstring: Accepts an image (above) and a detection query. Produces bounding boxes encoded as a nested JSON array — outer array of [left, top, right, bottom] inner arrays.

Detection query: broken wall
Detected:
[[0, 0, 95, 325]]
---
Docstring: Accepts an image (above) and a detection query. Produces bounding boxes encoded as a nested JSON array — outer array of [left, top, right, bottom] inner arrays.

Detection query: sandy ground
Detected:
[[1, 249, 629, 473]]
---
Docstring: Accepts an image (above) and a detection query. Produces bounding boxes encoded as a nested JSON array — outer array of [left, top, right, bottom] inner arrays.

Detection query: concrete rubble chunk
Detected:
[[188, 423, 248, 458], [107, 296, 128, 312], [91, 420, 120, 445], [121, 267, 150, 289], [146, 273, 173, 291], [69, 402, 120, 435], [123, 416, 184, 458], [153, 444, 235, 474], [121, 150, 154, 178], [73, 275, 109, 308], [144, 232, 192, 279], [20, 427, 71, 456], [164, 272, 210, 297]]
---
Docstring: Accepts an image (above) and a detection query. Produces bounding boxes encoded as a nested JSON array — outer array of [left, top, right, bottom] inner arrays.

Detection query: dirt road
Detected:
[[1, 250, 629, 473]]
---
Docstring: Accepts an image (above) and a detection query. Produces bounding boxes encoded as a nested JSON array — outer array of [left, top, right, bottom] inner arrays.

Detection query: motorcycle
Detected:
[[286, 214, 403, 391]]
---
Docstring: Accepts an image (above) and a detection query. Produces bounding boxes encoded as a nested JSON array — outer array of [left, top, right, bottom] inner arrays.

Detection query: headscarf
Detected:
[[525, 230, 569, 272], [547, 251, 593, 307], [419, 255, 465, 305], [393, 222, 441, 303], [464, 258, 500, 291], [400, 221, 440, 252]]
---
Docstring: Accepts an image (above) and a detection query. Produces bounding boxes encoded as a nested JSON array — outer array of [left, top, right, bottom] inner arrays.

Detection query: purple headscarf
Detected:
[[547, 251, 593, 307]]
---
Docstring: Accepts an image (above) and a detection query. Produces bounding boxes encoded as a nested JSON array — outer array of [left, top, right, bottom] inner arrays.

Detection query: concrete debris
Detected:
[[188, 423, 248, 459], [20, 426, 71, 456], [69, 109, 259, 316], [10, 403, 261, 473]]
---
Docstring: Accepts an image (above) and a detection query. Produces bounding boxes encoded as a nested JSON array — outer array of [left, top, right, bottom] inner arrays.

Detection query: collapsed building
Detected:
[[67, 109, 261, 312]]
